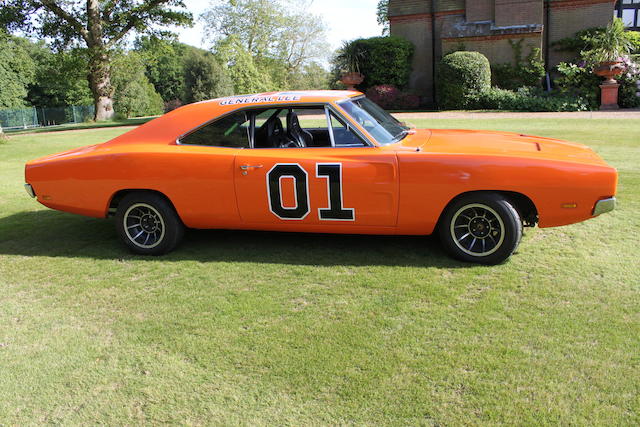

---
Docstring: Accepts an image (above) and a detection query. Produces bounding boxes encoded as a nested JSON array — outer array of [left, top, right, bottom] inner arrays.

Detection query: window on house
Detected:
[[617, 0, 640, 29]]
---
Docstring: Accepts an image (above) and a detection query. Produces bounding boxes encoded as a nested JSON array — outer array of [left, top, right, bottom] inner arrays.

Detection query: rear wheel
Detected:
[[438, 193, 522, 265], [115, 192, 184, 255]]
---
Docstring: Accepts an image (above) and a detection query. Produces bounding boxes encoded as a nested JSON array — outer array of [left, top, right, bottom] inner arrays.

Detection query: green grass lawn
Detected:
[[1, 119, 639, 425], [4, 116, 155, 135]]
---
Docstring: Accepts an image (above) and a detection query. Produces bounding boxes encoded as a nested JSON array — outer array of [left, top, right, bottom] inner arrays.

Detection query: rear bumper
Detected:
[[593, 197, 616, 216], [24, 183, 35, 198]]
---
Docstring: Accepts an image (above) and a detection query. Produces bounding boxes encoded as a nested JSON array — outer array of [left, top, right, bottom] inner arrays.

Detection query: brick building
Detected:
[[389, 0, 617, 100]]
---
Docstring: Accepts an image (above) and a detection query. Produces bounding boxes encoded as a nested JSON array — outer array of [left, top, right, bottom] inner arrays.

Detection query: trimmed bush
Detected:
[[476, 87, 591, 112], [436, 51, 491, 109], [334, 36, 414, 91]]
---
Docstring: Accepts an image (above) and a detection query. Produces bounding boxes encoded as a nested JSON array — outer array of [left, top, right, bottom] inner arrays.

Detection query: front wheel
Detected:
[[115, 192, 184, 255], [438, 194, 522, 265]]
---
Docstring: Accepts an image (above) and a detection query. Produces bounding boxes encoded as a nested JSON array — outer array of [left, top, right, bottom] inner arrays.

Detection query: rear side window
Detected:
[[181, 111, 250, 148]]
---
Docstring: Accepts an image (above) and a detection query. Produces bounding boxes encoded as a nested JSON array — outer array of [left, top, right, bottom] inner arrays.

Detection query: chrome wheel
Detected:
[[123, 203, 166, 249], [450, 203, 505, 257]]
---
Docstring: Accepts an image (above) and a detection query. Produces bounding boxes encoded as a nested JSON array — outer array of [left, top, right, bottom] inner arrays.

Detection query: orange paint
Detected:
[[25, 91, 618, 237]]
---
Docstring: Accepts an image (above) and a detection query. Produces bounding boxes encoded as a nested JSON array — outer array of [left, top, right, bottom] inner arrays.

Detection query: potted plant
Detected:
[[587, 19, 634, 84], [336, 41, 365, 91]]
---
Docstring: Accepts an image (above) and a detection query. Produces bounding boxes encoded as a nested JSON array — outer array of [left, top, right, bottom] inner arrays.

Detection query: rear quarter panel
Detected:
[[26, 144, 241, 228]]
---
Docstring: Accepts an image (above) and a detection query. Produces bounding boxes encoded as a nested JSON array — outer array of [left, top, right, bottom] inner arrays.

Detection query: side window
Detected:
[[181, 111, 250, 148], [330, 112, 367, 147], [254, 107, 331, 148]]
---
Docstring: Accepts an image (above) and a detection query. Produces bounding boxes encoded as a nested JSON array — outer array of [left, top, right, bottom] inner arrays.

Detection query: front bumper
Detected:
[[593, 197, 616, 216]]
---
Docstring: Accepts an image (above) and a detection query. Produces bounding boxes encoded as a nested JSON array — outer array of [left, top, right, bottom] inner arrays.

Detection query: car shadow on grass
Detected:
[[0, 210, 469, 268]]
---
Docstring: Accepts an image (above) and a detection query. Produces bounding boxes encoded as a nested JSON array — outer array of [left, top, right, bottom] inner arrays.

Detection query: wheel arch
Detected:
[[437, 190, 538, 228], [107, 189, 181, 219]]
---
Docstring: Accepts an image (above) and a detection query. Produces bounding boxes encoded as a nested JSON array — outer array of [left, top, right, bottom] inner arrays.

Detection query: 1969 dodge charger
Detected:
[[24, 91, 617, 264]]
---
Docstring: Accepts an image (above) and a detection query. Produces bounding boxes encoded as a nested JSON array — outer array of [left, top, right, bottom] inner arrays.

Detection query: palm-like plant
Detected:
[[335, 41, 365, 74], [585, 18, 634, 63]]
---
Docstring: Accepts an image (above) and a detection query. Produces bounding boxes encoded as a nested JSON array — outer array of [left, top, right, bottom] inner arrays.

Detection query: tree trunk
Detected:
[[87, 0, 114, 121], [88, 49, 115, 121]]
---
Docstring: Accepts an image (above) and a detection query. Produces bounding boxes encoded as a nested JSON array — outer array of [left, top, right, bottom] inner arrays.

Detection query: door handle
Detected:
[[240, 164, 263, 170]]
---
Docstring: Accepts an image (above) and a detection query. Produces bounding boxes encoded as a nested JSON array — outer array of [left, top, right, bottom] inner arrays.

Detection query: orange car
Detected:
[[24, 91, 617, 264]]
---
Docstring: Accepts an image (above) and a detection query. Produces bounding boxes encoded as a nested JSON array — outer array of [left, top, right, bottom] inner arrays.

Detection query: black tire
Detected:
[[438, 193, 523, 265], [115, 192, 184, 255]]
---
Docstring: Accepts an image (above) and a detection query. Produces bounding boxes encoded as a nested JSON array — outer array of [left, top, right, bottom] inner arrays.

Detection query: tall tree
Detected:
[[111, 51, 164, 118], [135, 36, 188, 103], [0, 30, 36, 109], [0, 0, 192, 120], [27, 47, 94, 108], [201, 0, 328, 92], [183, 50, 234, 103], [377, 0, 389, 35]]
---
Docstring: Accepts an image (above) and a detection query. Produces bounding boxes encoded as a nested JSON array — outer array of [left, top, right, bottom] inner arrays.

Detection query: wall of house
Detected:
[[390, 14, 434, 96], [495, 0, 543, 26], [441, 33, 542, 65], [547, 0, 618, 68], [388, 0, 616, 101], [466, 0, 494, 22]]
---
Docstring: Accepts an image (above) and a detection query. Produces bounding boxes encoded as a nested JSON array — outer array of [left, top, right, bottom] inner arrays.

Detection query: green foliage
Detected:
[[27, 47, 93, 108], [202, 0, 329, 93], [554, 62, 600, 109], [551, 23, 640, 110], [183, 50, 234, 103], [0, 0, 192, 120], [135, 36, 188, 103], [436, 51, 491, 110], [0, 31, 36, 109], [287, 62, 331, 91], [377, 0, 389, 35], [332, 36, 414, 91], [216, 39, 277, 94], [554, 58, 639, 110], [111, 52, 164, 118], [628, 31, 640, 55], [492, 40, 545, 90], [0, 1, 193, 51], [618, 79, 640, 109], [552, 27, 605, 55], [583, 18, 634, 63], [475, 87, 591, 112], [333, 40, 366, 74], [553, 23, 640, 59]]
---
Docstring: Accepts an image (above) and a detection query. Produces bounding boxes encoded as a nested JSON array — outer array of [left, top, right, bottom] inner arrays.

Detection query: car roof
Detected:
[[103, 90, 363, 147]]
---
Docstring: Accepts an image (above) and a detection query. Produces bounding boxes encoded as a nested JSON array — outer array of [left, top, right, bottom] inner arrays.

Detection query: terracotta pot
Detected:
[[594, 61, 625, 85], [340, 72, 364, 91]]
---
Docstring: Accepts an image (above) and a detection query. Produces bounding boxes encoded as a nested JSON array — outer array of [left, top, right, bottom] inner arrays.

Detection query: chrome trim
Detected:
[[325, 106, 336, 147], [593, 197, 616, 216], [327, 103, 375, 147], [24, 183, 35, 198]]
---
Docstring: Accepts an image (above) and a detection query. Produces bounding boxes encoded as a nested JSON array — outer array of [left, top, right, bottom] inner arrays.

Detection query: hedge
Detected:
[[436, 51, 491, 110], [348, 36, 414, 90]]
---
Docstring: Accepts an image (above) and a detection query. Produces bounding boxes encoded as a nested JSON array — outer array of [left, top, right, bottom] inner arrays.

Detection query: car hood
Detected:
[[398, 128, 610, 167]]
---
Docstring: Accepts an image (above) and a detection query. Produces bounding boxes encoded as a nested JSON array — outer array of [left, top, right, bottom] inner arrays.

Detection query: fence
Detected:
[[0, 105, 95, 131]]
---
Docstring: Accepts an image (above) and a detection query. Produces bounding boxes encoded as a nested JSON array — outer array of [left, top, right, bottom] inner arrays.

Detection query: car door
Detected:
[[233, 106, 398, 230]]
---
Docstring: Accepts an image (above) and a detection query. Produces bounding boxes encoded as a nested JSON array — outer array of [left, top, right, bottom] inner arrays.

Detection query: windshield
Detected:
[[339, 97, 408, 145]]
